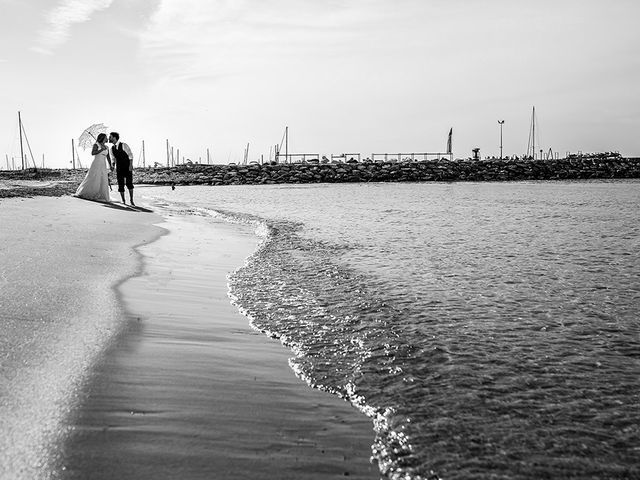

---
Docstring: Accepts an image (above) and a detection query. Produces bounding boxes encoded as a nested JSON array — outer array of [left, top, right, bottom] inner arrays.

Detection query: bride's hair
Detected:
[[96, 133, 107, 143]]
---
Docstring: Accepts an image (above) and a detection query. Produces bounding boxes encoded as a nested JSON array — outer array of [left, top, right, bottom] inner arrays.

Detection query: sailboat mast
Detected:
[[142, 140, 146, 168], [18, 111, 25, 170], [532, 106, 535, 160], [285, 126, 288, 164]]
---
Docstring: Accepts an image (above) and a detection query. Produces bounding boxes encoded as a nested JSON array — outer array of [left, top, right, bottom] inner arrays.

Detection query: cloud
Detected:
[[138, 0, 387, 84], [31, 0, 114, 54]]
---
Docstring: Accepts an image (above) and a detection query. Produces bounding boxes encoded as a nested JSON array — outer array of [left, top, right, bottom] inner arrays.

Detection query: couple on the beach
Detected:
[[75, 132, 135, 206]]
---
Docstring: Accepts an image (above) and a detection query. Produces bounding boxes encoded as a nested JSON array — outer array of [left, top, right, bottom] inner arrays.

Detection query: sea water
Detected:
[[143, 180, 639, 480]]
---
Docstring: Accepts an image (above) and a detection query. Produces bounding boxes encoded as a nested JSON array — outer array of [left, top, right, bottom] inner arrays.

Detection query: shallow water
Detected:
[[145, 180, 640, 480]]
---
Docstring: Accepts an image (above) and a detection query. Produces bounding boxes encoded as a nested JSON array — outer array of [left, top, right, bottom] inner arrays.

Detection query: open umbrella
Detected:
[[78, 123, 108, 150]]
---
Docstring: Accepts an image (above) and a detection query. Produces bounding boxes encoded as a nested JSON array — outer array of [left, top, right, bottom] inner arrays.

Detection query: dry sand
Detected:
[[0, 196, 376, 478]]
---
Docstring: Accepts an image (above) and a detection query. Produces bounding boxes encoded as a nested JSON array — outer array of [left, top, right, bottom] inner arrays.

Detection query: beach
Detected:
[[0, 196, 164, 479], [3, 180, 638, 479], [0, 194, 376, 479]]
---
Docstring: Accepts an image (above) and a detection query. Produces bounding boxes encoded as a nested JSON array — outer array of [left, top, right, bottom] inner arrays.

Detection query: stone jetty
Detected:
[[135, 155, 640, 186], [2, 154, 639, 198]]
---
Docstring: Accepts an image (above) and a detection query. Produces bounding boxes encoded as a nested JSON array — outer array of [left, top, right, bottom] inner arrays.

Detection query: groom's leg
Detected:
[[117, 170, 126, 204], [126, 172, 134, 206]]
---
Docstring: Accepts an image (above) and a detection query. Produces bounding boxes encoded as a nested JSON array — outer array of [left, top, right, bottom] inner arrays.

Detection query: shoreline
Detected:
[[59, 209, 377, 478]]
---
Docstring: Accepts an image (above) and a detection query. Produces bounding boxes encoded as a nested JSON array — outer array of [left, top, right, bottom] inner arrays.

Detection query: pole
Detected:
[[171, 147, 174, 166], [285, 126, 288, 164], [42, 153, 45, 168], [498, 120, 504, 159], [532, 106, 535, 160], [142, 140, 146, 168], [207, 148, 210, 164], [18, 112, 25, 170], [177, 148, 180, 166], [166, 139, 170, 167], [5, 154, 9, 170], [72, 139, 76, 169]]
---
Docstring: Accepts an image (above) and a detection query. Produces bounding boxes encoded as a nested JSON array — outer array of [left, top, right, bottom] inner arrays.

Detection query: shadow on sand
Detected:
[[73, 196, 153, 213]]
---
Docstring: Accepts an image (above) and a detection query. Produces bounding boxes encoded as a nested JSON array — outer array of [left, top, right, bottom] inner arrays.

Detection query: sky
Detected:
[[1, 0, 639, 168]]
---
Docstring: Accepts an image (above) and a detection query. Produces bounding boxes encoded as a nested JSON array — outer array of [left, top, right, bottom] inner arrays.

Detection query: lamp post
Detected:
[[498, 120, 505, 159]]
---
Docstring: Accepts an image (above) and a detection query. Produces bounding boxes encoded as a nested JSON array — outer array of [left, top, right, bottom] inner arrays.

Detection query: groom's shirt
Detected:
[[111, 141, 133, 162]]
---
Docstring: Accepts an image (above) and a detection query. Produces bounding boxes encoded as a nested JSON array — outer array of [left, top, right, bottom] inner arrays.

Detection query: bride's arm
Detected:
[[92, 143, 108, 155], [106, 148, 113, 170]]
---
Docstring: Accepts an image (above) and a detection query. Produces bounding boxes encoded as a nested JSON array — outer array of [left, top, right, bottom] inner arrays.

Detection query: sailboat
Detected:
[[526, 106, 540, 160], [15, 111, 38, 170], [243, 142, 250, 165], [274, 126, 288, 163]]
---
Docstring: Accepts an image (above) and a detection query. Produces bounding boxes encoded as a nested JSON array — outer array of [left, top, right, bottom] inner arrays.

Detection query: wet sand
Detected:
[[59, 213, 377, 479]]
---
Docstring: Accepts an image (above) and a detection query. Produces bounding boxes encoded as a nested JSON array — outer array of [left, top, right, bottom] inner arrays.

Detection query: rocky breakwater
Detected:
[[0, 168, 86, 198], [134, 156, 640, 187]]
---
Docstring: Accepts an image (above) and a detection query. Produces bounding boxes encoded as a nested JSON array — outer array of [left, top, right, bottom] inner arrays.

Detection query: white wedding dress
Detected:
[[75, 146, 110, 202]]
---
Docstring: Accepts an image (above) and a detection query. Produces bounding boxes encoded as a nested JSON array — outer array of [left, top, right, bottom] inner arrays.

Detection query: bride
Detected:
[[74, 133, 112, 202]]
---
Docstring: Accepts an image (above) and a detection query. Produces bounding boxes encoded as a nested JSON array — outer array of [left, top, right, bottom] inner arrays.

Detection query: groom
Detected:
[[108, 132, 135, 206]]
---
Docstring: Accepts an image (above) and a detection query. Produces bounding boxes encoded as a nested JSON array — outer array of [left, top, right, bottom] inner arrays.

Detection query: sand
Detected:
[[0, 196, 163, 479], [0, 195, 377, 478]]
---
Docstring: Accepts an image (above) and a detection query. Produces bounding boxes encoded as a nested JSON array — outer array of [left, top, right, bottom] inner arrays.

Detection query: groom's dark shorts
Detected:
[[116, 168, 134, 192]]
